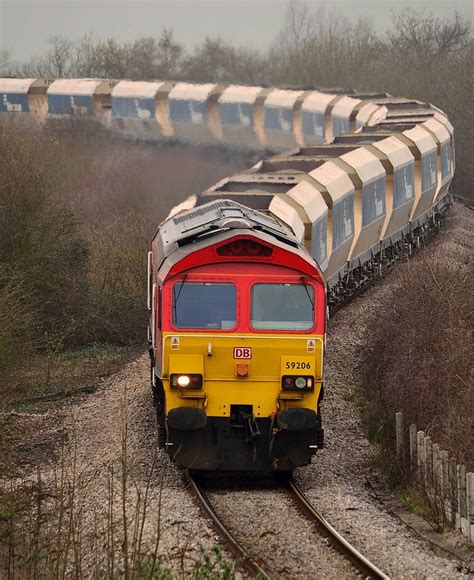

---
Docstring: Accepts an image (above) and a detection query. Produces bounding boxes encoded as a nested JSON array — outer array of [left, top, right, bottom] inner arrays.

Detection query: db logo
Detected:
[[233, 347, 252, 359]]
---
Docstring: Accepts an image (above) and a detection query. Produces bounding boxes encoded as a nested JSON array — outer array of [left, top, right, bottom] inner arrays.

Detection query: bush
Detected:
[[0, 276, 34, 370], [0, 129, 90, 348], [361, 248, 473, 471], [0, 123, 249, 361]]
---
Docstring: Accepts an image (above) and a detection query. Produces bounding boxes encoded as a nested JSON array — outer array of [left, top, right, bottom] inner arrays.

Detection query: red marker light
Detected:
[[248, 241, 261, 255], [216, 239, 273, 258], [230, 240, 244, 255], [190, 375, 201, 386]]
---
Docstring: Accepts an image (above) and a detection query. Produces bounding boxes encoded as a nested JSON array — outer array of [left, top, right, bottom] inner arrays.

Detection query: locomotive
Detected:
[[148, 201, 326, 472]]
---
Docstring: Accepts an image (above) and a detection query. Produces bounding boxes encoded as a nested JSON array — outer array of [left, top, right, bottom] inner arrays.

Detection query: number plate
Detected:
[[233, 347, 252, 359], [281, 356, 314, 373]]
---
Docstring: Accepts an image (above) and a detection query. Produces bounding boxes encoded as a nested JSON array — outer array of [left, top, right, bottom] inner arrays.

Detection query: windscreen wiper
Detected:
[[172, 275, 188, 321], [301, 277, 314, 311]]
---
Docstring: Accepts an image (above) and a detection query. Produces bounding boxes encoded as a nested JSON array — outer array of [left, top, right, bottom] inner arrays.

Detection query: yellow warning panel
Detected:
[[169, 354, 204, 376]]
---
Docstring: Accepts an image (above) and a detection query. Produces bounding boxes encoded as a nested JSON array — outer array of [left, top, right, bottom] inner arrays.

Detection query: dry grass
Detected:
[[0, 122, 248, 577], [0, 406, 236, 578], [362, 253, 472, 466]]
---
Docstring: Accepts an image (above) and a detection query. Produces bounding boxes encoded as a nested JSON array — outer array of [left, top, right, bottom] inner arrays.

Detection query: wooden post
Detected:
[[449, 458, 457, 527], [467, 472, 474, 542], [396, 412, 403, 458], [456, 464, 462, 530], [458, 464, 468, 537], [440, 450, 449, 522], [409, 424, 417, 471], [424, 436, 432, 488], [433, 443, 441, 495], [417, 430, 425, 469]]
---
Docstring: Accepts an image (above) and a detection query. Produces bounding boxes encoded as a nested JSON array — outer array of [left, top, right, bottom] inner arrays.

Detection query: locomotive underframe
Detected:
[[154, 390, 324, 471], [168, 416, 323, 472]]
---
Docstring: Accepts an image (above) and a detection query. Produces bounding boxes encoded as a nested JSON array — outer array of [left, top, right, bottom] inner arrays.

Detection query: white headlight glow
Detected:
[[177, 375, 191, 387]]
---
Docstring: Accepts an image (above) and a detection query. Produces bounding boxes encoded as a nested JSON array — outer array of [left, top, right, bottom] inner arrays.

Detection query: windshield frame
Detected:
[[249, 281, 316, 333], [170, 280, 238, 332]]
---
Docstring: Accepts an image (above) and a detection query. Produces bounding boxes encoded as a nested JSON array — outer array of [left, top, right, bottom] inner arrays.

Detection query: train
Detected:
[[0, 77, 455, 472], [149, 201, 325, 471]]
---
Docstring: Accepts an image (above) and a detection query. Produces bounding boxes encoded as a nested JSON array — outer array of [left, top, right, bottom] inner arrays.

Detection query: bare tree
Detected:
[[73, 29, 183, 80], [156, 28, 183, 79], [48, 36, 75, 77], [0, 49, 11, 75], [20, 35, 76, 77], [269, 1, 379, 87], [74, 34, 97, 77], [387, 9, 471, 62], [86, 37, 128, 79]]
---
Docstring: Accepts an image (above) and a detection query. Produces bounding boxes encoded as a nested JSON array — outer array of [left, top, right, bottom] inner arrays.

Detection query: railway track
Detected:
[[188, 473, 390, 579], [187, 474, 271, 578], [287, 479, 390, 580]]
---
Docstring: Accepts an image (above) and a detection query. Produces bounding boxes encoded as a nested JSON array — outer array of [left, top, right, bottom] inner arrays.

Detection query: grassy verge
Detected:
[[0, 343, 142, 478], [0, 381, 238, 579], [1, 342, 143, 413]]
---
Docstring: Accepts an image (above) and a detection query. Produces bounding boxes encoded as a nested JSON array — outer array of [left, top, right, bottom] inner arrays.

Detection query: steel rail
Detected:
[[187, 474, 272, 579], [288, 478, 391, 580]]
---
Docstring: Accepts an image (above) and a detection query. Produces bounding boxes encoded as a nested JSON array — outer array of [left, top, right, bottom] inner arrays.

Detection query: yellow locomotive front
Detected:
[[149, 202, 326, 472]]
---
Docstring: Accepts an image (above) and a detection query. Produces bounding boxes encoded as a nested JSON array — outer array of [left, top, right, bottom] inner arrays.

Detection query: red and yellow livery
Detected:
[[148, 201, 326, 472]]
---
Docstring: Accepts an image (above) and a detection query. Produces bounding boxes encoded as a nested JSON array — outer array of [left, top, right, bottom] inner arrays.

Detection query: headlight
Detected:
[[295, 377, 307, 389], [281, 375, 314, 391], [170, 374, 203, 389], [177, 375, 190, 387]]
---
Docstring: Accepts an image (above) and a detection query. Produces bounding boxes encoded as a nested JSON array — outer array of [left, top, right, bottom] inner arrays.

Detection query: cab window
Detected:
[[172, 282, 236, 329], [251, 283, 314, 331]]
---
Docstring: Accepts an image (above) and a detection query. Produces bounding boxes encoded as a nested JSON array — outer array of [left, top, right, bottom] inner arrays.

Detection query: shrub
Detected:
[[0, 128, 90, 348], [0, 276, 34, 370], [361, 248, 473, 471], [0, 123, 249, 356]]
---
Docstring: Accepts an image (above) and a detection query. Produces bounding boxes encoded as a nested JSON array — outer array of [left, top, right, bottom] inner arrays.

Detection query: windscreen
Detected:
[[172, 282, 236, 329], [251, 283, 314, 330]]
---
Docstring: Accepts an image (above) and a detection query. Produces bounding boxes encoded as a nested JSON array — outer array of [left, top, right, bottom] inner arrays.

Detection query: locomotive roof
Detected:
[[152, 199, 300, 268]]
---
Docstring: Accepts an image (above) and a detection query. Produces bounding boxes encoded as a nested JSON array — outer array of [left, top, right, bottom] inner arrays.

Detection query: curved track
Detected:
[[187, 474, 271, 578], [188, 473, 390, 579], [288, 478, 390, 580]]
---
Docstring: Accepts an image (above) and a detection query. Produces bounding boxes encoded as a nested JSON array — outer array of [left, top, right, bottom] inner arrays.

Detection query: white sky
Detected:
[[1, 0, 472, 62]]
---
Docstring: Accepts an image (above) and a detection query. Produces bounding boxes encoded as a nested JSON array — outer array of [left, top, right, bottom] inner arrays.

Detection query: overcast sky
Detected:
[[1, 0, 472, 62]]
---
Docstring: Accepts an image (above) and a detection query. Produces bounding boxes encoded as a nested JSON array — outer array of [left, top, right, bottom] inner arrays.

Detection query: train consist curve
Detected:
[[0, 77, 454, 307], [0, 77, 455, 473]]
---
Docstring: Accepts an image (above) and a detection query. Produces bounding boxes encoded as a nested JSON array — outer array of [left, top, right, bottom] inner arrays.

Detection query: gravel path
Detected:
[[22, 202, 471, 578]]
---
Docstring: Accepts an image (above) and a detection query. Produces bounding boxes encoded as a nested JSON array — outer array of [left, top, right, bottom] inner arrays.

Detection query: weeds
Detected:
[[0, 394, 236, 578], [361, 253, 472, 469]]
